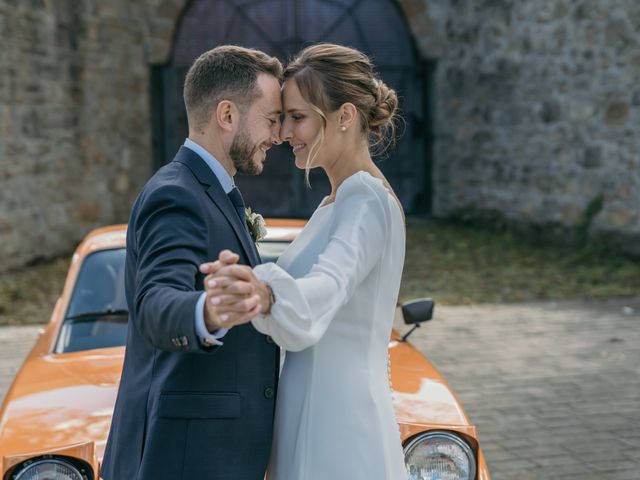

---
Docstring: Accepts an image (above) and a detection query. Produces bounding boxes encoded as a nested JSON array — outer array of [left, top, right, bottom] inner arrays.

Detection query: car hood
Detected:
[[0, 337, 471, 459], [0, 347, 123, 460], [389, 334, 471, 428]]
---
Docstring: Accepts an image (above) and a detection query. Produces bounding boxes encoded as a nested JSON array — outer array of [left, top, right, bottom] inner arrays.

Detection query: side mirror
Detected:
[[402, 298, 434, 325], [399, 298, 435, 342]]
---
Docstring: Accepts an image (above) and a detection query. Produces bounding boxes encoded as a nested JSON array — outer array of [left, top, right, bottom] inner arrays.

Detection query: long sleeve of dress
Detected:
[[252, 174, 391, 351]]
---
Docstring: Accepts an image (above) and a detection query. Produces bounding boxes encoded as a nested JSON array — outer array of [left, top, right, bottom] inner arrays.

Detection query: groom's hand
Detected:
[[200, 251, 260, 331]]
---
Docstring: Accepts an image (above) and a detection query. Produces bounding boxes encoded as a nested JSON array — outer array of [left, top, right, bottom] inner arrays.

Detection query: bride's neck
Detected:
[[325, 144, 373, 199]]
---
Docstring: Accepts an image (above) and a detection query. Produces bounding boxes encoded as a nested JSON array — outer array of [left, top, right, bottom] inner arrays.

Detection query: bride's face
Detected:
[[280, 79, 339, 170]]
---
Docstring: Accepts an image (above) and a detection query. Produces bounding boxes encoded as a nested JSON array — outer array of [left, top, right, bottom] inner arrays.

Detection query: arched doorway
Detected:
[[151, 0, 431, 216]]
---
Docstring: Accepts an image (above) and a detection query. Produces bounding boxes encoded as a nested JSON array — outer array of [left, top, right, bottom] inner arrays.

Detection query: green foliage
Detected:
[[0, 257, 70, 325], [1, 219, 639, 325], [401, 218, 640, 304], [575, 194, 604, 248]]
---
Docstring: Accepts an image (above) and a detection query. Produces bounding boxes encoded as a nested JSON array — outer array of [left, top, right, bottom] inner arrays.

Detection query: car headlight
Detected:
[[12, 458, 85, 480], [404, 431, 477, 480]]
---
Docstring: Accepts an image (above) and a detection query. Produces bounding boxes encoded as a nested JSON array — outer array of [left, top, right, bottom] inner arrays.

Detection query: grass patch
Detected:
[[1, 219, 639, 325], [0, 257, 71, 325], [400, 218, 640, 304]]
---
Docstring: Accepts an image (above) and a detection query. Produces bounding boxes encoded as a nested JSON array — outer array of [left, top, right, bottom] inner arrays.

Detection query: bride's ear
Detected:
[[216, 100, 238, 132], [337, 103, 358, 131]]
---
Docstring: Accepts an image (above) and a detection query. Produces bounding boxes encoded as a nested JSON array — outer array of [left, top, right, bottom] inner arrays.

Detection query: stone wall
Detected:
[[0, 0, 184, 271], [1, 0, 639, 271], [407, 0, 640, 254]]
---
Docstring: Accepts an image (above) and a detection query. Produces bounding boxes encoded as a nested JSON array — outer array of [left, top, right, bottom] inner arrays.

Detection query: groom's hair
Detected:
[[184, 45, 283, 130]]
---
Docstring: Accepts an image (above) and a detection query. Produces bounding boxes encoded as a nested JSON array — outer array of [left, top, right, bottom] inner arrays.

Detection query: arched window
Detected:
[[151, 0, 431, 215]]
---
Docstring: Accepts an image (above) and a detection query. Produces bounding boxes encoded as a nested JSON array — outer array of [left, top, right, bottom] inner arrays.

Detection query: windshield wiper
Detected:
[[65, 309, 129, 321]]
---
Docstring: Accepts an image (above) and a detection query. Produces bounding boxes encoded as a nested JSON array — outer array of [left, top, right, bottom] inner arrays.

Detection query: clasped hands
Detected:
[[199, 250, 272, 333]]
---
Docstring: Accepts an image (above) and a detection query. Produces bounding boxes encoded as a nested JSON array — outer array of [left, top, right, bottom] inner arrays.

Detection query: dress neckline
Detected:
[[317, 197, 336, 210], [317, 170, 400, 212], [317, 170, 368, 210]]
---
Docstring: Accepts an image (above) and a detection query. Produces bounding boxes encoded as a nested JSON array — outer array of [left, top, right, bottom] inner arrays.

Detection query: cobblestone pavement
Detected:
[[394, 297, 640, 480], [1, 298, 639, 480], [0, 325, 41, 401]]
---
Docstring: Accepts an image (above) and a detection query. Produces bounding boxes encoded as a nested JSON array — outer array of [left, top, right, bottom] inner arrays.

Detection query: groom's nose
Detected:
[[271, 131, 282, 145]]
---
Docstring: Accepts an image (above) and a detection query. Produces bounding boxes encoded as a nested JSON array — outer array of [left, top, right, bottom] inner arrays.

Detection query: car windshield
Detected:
[[66, 248, 128, 318], [56, 241, 291, 354], [57, 248, 129, 353]]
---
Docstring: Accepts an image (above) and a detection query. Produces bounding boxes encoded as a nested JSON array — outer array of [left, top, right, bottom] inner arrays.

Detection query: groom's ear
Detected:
[[216, 100, 238, 133]]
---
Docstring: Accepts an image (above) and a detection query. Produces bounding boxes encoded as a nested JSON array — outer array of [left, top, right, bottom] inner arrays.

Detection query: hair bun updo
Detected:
[[368, 79, 398, 150]]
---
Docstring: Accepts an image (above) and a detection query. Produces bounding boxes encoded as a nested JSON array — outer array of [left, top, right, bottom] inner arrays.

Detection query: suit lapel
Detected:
[[174, 147, 260, 267], [205, 184, 261, 267]]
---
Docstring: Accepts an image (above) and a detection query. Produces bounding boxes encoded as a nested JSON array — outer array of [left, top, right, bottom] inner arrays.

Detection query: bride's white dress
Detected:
[[252, 171, 408, 480]]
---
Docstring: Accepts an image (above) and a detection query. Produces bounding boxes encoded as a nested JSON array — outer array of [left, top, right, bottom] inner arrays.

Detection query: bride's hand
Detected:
[[200, 251, 273, 326], [198, 251, 259, 329]]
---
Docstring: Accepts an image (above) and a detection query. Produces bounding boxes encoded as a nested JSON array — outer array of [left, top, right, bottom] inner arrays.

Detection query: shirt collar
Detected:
[[183, 138, 234, 194]]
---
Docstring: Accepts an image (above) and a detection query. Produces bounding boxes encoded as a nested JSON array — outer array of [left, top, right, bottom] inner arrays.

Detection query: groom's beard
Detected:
[[229, 125, 262, 175]]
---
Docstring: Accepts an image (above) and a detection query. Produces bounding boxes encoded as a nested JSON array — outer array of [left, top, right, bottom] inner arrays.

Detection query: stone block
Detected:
[[581, 146, 602, 169], [603, 207, 632, 229], [605, 102, 630, 124], [541, 99, 561, 124]]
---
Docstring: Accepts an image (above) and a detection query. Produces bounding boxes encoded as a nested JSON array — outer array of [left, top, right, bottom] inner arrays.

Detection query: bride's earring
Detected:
[[340, 126, 347, 131]]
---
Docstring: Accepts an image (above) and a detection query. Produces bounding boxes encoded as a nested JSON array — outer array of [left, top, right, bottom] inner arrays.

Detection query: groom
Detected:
[[101, 46, 283, 480]]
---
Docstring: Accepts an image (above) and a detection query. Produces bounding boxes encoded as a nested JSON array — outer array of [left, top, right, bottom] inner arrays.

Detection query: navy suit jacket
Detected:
[[101, 147, 279, 480]]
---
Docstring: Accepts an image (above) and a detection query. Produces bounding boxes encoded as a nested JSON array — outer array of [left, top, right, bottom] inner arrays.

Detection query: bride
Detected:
[[202, 43, 408, 479]]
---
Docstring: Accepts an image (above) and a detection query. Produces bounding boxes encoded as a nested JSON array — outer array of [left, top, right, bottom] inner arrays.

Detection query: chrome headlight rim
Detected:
[[404, 430, 477, 480], [12, 457, 85, 480]]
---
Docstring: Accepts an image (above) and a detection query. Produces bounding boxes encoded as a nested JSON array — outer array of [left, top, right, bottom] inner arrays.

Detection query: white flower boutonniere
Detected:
[[245, 207, 267, 242]]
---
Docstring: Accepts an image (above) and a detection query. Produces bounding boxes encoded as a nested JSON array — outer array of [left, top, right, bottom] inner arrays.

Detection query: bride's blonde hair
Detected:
[[284, 43, 399, 185]]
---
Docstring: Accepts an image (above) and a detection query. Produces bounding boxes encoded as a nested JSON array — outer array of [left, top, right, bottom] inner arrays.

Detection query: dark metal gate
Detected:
[[151, 0, 431, 216]]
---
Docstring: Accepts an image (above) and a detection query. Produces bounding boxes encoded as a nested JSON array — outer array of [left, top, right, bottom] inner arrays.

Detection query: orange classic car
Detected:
[[0, 221, 489, 480]]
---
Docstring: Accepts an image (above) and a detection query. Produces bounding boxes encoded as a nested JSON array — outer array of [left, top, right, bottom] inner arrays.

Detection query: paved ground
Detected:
[[393, 297, 640, 480], [0, 325, 42, 400], [1, 298, 639, 479]]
